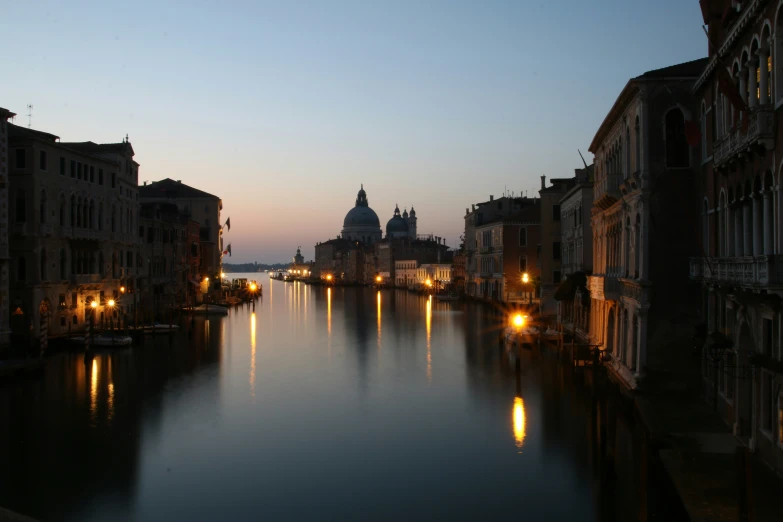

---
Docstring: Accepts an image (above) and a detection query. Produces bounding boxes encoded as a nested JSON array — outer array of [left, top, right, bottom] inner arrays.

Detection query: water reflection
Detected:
[[376, 291, 381, 355], [90, 358, 98, 424], [513, 396, 527, 451], [250, 312, 256, 398], [426, 295, 432, 382]]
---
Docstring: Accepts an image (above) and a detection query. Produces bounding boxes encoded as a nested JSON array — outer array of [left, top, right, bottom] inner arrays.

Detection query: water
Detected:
[[0, 274, 671, 521]]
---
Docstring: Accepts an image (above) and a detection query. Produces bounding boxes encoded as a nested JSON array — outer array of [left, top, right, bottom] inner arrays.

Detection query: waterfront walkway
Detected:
[[636, 390, 783, 521]]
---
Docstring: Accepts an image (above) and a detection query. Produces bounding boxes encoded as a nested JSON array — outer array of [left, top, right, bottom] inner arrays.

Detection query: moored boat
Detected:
[[184, 304, 230, 316]]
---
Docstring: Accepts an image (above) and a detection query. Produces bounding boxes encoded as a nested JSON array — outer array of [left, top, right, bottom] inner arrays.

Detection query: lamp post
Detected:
[[108, 299, 115, 337], [522, 272, 530, 304], [89, 300, 98, 350]]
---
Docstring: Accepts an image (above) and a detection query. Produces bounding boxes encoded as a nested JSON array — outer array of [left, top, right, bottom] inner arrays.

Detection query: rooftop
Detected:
[[140, 178, 219, 200]]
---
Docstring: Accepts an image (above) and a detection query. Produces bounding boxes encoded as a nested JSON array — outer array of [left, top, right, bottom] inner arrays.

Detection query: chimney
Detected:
[[177, 180, 182, 183], [143, 181, 147, 186], [489, 195, 494, 201], [540, 175, 546, 190]]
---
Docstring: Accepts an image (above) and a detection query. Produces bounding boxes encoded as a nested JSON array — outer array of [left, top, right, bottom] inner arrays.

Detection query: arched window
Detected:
[[634, 214, 641, 279], [665, 108, 689, 168], [89, 200, 95, 230], [15, 190, 26, 223], [18, 257, 26, 281], [40, 248, 47, 281], [625, 127, 631, 177], [76, 197, 82, 228], [634, 116, 640, 173], [39, 190, 46, 224], [624, 217, 631, 277], [702, 200, 710, 255], [519, 227, 527, 247], [59, 194, 66, 226], [701, 102, 707, 160], [111, 205, 116, 232], [70, 195, 76, 227], [60, 249, 66, 280], [718, 192, 726, 257], [98, 202, 103, 231]]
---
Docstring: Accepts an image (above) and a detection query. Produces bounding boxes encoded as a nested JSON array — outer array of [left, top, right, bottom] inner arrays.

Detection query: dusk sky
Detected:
[[2, 0, 705, 263]]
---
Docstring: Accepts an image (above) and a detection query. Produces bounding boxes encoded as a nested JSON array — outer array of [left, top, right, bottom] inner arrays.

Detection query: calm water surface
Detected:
[[0, 274, 657, 521]]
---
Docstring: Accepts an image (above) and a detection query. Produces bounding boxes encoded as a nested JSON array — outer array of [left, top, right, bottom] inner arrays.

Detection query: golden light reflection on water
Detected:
[[426, 295, 432, 382], [90, 358, 98, 421], [377, 291, 382, 353], [107, 358, 114, 421], [250, 312, 257, 398], [327, 288, 332, 336], [513, 396, 527, 450]]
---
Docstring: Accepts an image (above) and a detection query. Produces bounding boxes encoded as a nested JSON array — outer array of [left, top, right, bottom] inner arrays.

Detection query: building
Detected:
[[452, 251, 466, 294], [385, 204, 417, 239], [395, 260, 419, 288], [376, 236, 449, 284], [186, 220, 201, 283], [556, 165, 594, 339], [138, 202, 188, 319], [289, 246, 312, 277], [342, 185, 382, 244], [463, 195, 539, 297], [139, 178, 223, 283], [691, 0, 783, 472], [314, 238, 355, 279], [588, 58, 707, 391], [416, 264, 452, 289], [8, 123, 140, 341], [0, 108, 14, 348], [538, 176, 576, 318]]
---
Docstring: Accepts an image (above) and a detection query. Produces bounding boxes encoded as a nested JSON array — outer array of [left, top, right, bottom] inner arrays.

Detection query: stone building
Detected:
[[538, 176, 576, 318], [139, 178, 223, 283], [0, 108, 14, 348], [394, 260, 419, 288], [8, 123, 141, 340], [556, 164, 594, 339], [138, 202, 188, 319], [691, 0, 783, 472], [588, 58, 707, 391], [463, 195, 538, 297]]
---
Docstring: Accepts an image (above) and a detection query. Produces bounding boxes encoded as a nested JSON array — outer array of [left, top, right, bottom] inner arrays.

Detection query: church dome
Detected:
[[344, 205, 380, 228], [386, 205, 409, 236]]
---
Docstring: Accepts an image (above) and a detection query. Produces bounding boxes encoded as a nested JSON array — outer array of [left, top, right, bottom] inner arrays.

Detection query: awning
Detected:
[[554, 272, 588, 301]]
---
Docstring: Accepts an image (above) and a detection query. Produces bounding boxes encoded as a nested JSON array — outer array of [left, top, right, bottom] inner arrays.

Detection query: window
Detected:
[[60, 156, 66, 175], [40, 249, 47, 281], [70, 160, 75, 178], [15, 190, 26, 223], [126, 251, 133, 267], [553, 270, 561, 283], [701, 103, 707, 160], [59, 293, 66, 308], [78, 162, 83, 180], [634, 116, 640, 172], [99, 169, 104, 185], [72, 315, 78, 325], [553, 242, 561, 260], [39, 150, 47, 170], [552, 204, 560, 221], [665, 108, 689, 168], [15, 149, 26, 169], [89, 166, 95, 183], [59, 194, 66, 226], [139, 226, 144, 238], [111, 173, 116, 188], [147, 226, 154, 243], [519, 256, 527, 272], [519, 228, 527, 247], [17, 258, 26, 281]]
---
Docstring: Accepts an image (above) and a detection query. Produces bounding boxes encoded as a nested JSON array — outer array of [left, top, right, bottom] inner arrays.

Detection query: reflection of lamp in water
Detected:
[[426, 295, 432, 381], [90, 358, 98, 421], [377, 291, 382, 351], [250, 312, 256, 397], [513, 396, 526, 449], [327, 287, 332, 336]]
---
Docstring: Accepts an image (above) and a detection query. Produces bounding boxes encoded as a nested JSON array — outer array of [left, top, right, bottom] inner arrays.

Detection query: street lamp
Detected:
[[108, 299, 115, 334], [521, 272, 530, 304], [90, 300, 98, 347], [376, 275, 382, 283]]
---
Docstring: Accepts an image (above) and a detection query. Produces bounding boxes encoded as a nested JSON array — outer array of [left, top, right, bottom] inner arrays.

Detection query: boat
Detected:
[[435, 294, 460, 302], [185, 304, 229, 316]]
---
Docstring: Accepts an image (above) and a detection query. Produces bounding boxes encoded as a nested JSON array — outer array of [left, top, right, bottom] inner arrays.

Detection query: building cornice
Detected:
[[694, 0, 767, 92], [589, 81, 639, 153]]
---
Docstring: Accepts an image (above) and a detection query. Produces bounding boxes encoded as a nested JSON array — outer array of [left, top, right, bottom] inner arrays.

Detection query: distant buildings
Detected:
[[316, 186, 449, 285], [538, 176, 575, 317], [0, 108, 14, 347]]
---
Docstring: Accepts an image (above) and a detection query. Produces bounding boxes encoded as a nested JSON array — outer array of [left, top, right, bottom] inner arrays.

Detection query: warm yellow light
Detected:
[[108, 299, 115, 307], [250, 283, 257, 292], [204, 277, 209, 282], [522, 272, 530, 284], [513, 313, 525, 328], [90, 301, 98, 309], [120, 286, 125, 293], [376, 275, 382, 282], [326, 274, 332, 281], [426, 279, 432, 287], [221, 272, 225, 279], [513, 396, 527, 449]]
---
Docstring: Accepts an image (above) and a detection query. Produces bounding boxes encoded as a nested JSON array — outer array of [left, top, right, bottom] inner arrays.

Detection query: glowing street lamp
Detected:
[[249, 282, 258, 292], [221, 272, 226, 279], [120, 286, 126, 294], [521, 272, 530, 284], [108, 299, 115, 308], [425, 278, 432, 288], [326, 274, 333, 282], [375, 275, 382, 283], [512, 313, 525, 329], [90, 300, 98, 309]]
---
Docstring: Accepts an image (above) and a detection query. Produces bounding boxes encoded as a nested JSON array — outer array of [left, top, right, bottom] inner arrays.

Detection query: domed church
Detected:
[[386, 204, 417, 239], [341, 185, 383, 244]]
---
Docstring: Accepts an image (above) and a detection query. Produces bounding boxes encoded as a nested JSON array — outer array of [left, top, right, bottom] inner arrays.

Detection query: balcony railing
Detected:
[[587, 274, 620, 301], [593, 173, 622, 210], [713, 105, 775, 167], [689, 256, 783, 287]]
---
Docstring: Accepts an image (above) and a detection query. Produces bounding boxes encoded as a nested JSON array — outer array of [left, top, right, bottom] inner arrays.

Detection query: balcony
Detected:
[[479, 246, 493, 254], [587, 274, 620, 301], [689, 256, 783, 287], [72, 274, 102, 285], [619, 277, 650, 303], [713, 105, 775, 167], [593, 173, 622, 211]]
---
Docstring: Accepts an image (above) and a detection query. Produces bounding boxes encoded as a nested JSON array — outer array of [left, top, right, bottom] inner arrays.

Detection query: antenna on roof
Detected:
[[26, 104, 33, 128]]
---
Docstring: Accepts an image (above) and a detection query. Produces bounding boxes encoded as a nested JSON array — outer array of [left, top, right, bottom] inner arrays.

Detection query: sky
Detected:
[[1, 0, 706, 263]]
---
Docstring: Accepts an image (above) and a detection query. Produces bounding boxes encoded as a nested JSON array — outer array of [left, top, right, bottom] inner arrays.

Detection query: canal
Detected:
[[0, 274, 681, 521]]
